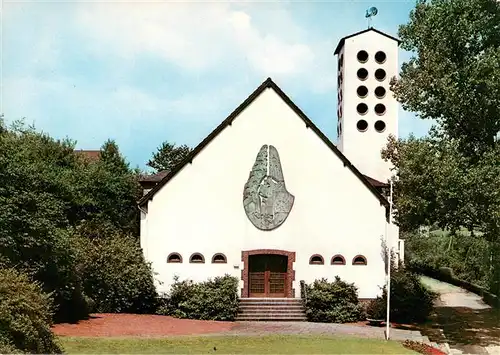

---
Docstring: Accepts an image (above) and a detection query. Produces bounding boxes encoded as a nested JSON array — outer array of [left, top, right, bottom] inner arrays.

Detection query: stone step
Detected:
[[238, 298, 306, 322], [239, 298, 302, 302], [239, 304, 304, 309], [236, 314, 308, 321], [239, 308, 306, 314], [239, 301, 303, 306]]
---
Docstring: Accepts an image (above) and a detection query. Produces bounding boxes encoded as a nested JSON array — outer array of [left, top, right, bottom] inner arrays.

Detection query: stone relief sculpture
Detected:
[[243, 145, 294, 231]]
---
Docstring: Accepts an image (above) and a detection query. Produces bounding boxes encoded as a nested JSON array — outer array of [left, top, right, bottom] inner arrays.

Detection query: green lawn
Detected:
[[60, 335, 416, 354]]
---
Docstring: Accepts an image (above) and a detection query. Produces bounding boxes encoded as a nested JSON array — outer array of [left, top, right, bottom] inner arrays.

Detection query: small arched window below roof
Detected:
[[211, 253, 227, 264], [331, 255, 346, 265], [352, 255, 368, 265], [167, 253, 182, 263], [309, 254, 324, 265], [189, 253, 205, 263]]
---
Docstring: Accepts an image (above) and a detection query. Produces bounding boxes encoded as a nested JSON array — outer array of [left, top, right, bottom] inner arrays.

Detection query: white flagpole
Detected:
[[385, 178, 393, 340]]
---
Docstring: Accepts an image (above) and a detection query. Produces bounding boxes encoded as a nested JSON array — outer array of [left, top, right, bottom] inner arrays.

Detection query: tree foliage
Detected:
[[0, 124, 89, 322], [147, 141, 192, 172], [382, 135, 500, 236], [387, 0, 500, 295], [73, 226, 158, 314], [78, 139, 142, 235], [0, 120, 152, 322], [392, 0, 500, 157], [404, 230, 492, 289]]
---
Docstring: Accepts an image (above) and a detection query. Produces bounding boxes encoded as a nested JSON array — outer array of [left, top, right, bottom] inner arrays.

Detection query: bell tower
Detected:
[[334, 28, 400, 183]]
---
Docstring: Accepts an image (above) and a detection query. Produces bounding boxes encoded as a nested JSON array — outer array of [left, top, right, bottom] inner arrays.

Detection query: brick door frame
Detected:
[[241, 249, 296, 298]]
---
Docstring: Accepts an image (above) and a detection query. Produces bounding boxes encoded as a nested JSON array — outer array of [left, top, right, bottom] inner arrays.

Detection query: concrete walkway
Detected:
[[201, 320, 448, 353], [226, 321, 425, 341], [420, 276, 500, 355]]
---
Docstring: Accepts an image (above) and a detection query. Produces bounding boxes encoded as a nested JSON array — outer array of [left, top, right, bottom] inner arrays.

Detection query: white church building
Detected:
[[138, 28, 404, 301]]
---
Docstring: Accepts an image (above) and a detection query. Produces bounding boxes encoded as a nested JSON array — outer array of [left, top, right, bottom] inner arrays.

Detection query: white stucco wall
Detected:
[[141, 87, 391, 299], [337, 30, 399, 183]]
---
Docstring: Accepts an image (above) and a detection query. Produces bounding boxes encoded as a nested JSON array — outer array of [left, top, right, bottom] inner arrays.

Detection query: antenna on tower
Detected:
[[365, 6, 378, 29]]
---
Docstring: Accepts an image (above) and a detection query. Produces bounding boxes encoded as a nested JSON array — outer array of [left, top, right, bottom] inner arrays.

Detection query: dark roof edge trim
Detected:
[[334, 28, 401, 55], [138, 77, 389, 210], [138, 78, 274, 206]]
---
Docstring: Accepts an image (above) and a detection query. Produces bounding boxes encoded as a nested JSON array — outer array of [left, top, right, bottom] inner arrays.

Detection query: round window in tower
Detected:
[[357, 119, 368, 132], [374, 103, 386, 115], [357, 68, 369, 81], [357, 50, 369, 63], [374, 86, 386, 99], [375, 69, 386, 81], [357, 85, 368, 98], [374, 120, 386, 132], [375, 51, 387, 64], [357, 103, 368, 115]]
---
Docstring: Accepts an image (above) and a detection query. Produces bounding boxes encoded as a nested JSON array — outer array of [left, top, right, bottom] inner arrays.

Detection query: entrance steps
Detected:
[[236, 298, 307, 321]]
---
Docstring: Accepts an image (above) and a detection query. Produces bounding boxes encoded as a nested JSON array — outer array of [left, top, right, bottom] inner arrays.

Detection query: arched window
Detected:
[[189, 253, 205, 263], [309, 254, 324, 265], [211, 253, 227, 264], [331, 255, 346, 265], [352, 255, 368, 265], [167, 253, 182, 263]]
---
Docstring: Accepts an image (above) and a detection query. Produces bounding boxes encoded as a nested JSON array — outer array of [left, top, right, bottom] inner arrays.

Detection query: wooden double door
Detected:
[[248, 254, 287, 298]]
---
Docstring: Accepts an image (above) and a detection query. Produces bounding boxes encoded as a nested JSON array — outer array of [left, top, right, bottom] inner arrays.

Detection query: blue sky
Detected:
[[2, 0, 432, 170]]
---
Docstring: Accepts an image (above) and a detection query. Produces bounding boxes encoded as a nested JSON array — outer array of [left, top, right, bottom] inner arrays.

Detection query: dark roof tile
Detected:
[[74, 150, 100, 162]]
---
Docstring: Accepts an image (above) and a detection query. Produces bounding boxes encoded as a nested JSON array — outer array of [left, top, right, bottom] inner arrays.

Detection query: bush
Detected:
[[389, 267, 437, 323], [366, 296, 386, 320], [304, 277, 365, 323], [0, 268, 62, 354], [368, 267, 437, 324], [158, 275, 239, 321], [0, 341, 22, 354], [73, 232, 158, 314], [0, 227, 89, 323]]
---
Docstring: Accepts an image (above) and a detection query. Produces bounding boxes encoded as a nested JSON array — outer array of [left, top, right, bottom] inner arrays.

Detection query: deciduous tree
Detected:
[[147, 141, 192, 172], [387, 0, 500, 295], [392, 0, 500, 157]]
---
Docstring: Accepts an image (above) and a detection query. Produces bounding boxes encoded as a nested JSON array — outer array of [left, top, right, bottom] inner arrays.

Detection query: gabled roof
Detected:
[[334, 27, 400, 55], [74, 149, 100, 162], [363, 175, 389, 188], [138, 77, 389, 210], [138, 170, 170, 183]]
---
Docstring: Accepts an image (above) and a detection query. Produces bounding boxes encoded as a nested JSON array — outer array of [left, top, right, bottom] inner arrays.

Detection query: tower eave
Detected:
[[334, 27, 401, 55]]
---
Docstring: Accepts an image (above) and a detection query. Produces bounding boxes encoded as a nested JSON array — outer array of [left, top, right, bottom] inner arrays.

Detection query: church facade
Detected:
[[138, 28, 403, 300]]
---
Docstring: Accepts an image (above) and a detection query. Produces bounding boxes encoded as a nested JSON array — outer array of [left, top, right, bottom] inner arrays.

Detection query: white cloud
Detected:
[[74, 2, 331, 89]]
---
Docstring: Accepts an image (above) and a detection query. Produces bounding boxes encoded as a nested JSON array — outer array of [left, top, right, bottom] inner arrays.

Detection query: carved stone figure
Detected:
[[243, 145, 294, 230]]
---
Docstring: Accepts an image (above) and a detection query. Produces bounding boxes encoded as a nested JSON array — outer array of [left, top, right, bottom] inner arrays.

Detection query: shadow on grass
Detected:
[[419, 306, 500, 347]]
